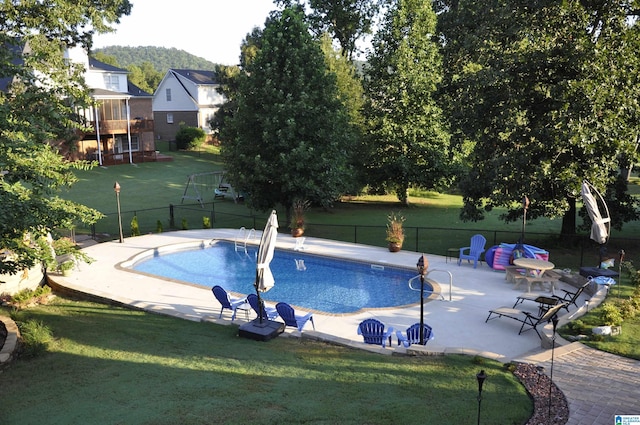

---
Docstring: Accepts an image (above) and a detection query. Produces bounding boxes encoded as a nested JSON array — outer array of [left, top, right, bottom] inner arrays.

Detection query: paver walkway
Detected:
[[521, 342, 640, 425]]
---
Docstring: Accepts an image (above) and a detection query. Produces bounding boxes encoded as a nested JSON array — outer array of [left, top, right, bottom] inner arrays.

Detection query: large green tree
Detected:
[[363, 0, 452, 205], [436, 1, 640, 234], [221, 7, 357, 217], [275, 0, 380, 60], [1, 0, 131, 275]]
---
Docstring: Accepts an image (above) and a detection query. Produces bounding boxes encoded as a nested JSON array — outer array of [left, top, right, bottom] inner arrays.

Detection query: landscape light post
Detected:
[[114, 181, 124, 243], [476, 369, 487, 425], [548, 314, 559, 424], [416, 254, 428, 344]]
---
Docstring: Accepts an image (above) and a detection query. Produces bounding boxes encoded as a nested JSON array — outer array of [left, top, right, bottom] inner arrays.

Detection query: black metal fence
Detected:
[[73, 202, 639, 270]]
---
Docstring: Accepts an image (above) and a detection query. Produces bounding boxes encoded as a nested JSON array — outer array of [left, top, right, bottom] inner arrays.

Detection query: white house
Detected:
[[152, 69, 224, 141]]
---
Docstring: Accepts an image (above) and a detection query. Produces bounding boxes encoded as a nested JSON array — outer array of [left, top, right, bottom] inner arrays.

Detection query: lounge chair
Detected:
[[211, 285, 247, 321], [552, 281, 591, 311], [396, 323, 434, 348], [458, 234, 486, 268], [357, 318, 394, 348], [275, 302, 315, 332], [247, 293, 278, 320], [485, 302, 567, 338]]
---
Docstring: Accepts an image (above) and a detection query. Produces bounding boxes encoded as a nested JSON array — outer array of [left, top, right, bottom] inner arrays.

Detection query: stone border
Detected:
[[0, 315, 20, 364]]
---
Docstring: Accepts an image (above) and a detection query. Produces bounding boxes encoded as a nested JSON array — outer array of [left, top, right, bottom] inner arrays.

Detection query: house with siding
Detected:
[[152, 69, 223, 142], [68, 47, 158, 165]]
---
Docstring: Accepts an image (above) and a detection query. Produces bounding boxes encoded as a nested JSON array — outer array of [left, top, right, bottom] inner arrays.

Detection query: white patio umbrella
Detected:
[[581, 181, 610, 245], [256, 210, 279, 293], [254, 210, 279, 323]]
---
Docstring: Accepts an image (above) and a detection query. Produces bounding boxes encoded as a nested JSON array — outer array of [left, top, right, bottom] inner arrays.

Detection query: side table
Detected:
[[446, 248, 458, 263]]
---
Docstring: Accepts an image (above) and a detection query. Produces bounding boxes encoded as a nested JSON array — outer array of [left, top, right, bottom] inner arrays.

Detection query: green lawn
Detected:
[[61, 148, 640, 270], [0, 298, 532, 425]]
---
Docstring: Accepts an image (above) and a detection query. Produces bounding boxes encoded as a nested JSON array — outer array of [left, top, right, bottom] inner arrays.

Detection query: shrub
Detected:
[[202, 216, 211, 229], [181, 218, 188, 230], [175, 124, 206, 150], [131, 215, 140, 236], [156, 220, 163, 233], [10, 286, 53, 310], [18, 319, 53, 358], [599, 302, 624, 326]]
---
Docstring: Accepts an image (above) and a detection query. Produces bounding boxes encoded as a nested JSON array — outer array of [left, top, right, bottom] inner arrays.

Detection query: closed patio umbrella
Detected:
[[581, 181, 610, 245], [255, 210, 279, 322]]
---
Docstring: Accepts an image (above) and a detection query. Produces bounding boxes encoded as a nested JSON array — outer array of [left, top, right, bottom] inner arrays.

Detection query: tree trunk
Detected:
[[561, 196, 576, 236]]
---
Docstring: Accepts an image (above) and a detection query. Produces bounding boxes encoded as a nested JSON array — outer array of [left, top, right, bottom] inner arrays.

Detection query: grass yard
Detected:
[[0, 298, 532, 425], [61, 148, 640, 270]]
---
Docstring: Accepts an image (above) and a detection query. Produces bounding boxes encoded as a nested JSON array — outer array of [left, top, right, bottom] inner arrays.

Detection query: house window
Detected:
[[167, 113, 174, 124], [99, 99, 127, 121], [104, 75, 119, 91], [114, 135, 139, 153], [166, 88, 172, 101]]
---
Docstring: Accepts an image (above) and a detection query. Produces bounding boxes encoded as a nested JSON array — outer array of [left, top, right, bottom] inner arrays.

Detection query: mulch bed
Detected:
[[513, 363, 569, 425]]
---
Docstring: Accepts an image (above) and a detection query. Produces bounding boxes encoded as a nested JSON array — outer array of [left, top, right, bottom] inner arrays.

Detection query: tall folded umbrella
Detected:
[[581, 181, 610, 245], [255, 210, 278, 322]]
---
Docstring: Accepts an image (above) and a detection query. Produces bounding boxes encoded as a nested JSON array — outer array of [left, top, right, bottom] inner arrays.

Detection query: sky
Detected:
[[92, 0, 279, 65]]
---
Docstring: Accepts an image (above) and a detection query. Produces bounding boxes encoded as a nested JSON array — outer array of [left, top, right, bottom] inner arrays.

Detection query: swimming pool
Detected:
[[129, 240, 432, 314]]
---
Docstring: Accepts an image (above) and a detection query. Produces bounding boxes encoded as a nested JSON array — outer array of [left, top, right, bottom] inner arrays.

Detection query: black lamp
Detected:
[[476, 369, 487, 425]]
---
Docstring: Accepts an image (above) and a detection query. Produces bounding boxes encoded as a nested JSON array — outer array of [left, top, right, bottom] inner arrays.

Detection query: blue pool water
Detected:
[[131, 241, 429, 314]]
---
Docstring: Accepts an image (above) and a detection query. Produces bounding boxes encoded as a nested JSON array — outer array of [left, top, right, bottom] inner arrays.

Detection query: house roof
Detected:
[[88, 57, 128, 73], [127, 81, 152, 97], [170, 69, 218, 85], [90, 88, 131, 99], [0, 39, 26, 92]]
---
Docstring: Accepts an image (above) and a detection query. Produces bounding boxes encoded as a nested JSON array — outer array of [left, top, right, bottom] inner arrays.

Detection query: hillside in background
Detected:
[[93, 45, 219, 72]]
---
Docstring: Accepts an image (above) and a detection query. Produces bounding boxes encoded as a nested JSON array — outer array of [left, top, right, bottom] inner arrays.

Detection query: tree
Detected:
[[221, 7, 357, 216], [363, 0, 451, 205], [436, 1, 640, 234], [0, 0, 131, 275], [275, 0, 381, 60]]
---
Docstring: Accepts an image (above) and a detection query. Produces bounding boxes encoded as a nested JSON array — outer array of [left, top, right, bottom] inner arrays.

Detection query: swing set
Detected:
[[181, 171, 239, 207]]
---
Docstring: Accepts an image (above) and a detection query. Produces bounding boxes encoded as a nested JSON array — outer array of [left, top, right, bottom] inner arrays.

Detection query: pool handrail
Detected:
[[234, 227, 255, 254], [408, 268, 452, 302]]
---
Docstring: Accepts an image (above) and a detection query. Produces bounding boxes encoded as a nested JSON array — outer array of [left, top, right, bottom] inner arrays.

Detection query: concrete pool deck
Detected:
[[49, 229, 592, 361], [42, 229, 640, 424]]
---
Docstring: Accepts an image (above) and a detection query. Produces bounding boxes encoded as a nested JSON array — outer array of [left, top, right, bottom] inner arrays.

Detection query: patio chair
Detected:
[[294, 237, 306, 251], [552, 281, 591, 311], [247, 293, 278, 320], [357, 318, 394, 348], [485, 302, 567, 338], [211, 285, 247, 321], [458, 234, 487, 268], [275, 302, 315, 332], [396, 323, 434, 348]]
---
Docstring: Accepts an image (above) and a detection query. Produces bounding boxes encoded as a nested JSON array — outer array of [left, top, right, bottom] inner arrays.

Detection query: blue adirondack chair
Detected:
[[247, 293, 278, 320], [396, 323, 434, 348], [357, 318, 394, 348], [275, 302, 315, 332], [458, 234, 487, 268], [211, 285, 247, 321]]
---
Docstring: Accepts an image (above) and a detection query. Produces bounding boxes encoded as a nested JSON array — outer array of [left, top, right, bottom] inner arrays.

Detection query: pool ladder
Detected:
[[408, 269, 452, 302], [234, 227, 255, 254]]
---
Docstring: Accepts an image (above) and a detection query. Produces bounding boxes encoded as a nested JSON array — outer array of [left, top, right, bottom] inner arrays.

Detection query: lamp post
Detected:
[[548, 314, 559, 425], [416, 254, 428, 344], [476, 369, 487, 425], [114, 181, 124, 243]]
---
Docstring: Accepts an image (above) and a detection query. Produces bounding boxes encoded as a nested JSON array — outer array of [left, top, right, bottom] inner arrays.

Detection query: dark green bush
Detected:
[[175, 125, 206, 150]]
